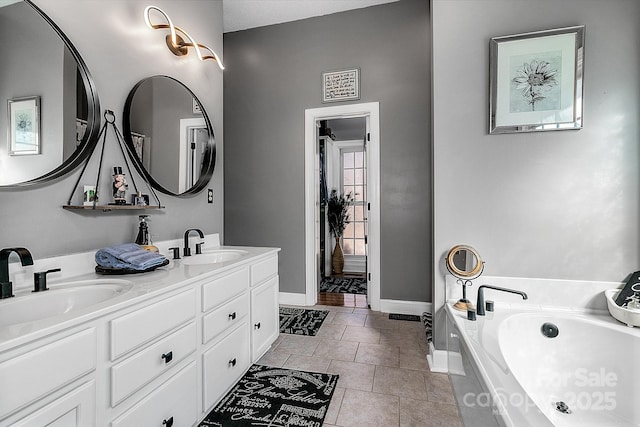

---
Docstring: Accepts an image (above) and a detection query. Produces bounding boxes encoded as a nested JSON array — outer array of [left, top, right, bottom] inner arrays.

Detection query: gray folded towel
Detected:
[[95, 243, 166, 271]]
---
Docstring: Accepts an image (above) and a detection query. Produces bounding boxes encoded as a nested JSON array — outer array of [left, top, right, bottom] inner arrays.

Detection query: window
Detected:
[[341, 149, 366, 256]]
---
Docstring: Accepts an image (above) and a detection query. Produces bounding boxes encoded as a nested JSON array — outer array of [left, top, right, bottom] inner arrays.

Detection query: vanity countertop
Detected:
[[0, 235, 280, 350]]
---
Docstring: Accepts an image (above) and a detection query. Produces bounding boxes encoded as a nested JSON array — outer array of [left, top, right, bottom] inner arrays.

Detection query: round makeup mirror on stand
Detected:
[[446, 244, 484, 311]]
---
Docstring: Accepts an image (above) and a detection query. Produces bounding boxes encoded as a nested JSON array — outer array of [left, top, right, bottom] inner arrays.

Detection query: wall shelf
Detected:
[[63, 205, 164, 212]]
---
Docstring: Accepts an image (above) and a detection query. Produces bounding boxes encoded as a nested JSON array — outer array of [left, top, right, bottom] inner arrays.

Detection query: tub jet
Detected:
[[554, 401, 571, 414], [541, 322, 559, 338]]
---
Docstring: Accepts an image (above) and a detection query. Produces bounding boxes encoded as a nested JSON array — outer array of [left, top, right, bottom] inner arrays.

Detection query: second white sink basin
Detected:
[[0, 279, 133, 328], [181, 249, 249, 265]]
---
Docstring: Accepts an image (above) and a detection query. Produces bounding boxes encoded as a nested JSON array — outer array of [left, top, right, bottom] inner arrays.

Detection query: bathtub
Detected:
[[446, 303, 640, 427]]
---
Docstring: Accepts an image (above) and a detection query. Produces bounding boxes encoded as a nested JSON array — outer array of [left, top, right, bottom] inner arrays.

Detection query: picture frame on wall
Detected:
[[8, 96, 40, 155], [322, 68, 360, 103], [489, 26, 585, 134]]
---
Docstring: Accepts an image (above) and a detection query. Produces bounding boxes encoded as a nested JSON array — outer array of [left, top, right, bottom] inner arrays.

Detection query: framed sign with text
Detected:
[[322, 68, 360, 103]]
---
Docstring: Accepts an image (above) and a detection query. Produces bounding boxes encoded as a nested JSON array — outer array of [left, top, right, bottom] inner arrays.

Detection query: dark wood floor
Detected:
[[318, 271, 368, 308], [317, 292, 368, 308]]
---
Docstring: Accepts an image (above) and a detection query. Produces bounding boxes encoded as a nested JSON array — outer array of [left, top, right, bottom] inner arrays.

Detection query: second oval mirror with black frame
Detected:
[[123, 75, 215, 196]]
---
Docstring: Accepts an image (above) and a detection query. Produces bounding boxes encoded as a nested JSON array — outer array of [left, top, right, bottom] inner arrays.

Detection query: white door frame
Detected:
[[179, 117, 206, 193], [304, 102, 381, 311]]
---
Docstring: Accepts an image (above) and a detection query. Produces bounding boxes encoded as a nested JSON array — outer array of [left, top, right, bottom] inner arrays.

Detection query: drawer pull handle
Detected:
[[254, 322, 261, 330], [161, 351, 173, 364], [163, 417, 174, 427], [229, 312, 237, 320], [229, 358, 237, 367]]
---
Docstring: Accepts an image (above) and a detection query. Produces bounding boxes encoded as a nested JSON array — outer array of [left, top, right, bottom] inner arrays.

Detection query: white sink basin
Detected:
[[181, 249, 249, 265], [0, 279, 133, 328]]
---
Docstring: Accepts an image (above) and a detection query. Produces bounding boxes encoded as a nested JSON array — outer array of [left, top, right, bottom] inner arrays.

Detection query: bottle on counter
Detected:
[[135, 215, 159, 252]]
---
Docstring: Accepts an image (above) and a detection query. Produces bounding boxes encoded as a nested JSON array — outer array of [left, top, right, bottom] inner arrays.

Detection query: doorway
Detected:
[[304, 102, 380, 311], [318, 118, 368, 307]]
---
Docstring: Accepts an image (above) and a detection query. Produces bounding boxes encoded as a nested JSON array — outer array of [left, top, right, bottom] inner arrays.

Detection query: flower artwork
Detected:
[[511, 56, 560, 112], [489, 26, 584, 134]]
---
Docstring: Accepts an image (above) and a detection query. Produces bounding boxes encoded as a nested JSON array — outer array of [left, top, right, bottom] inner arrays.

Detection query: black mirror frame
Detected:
[[1, 0, 101, 188], [122, 75, 216, 197]]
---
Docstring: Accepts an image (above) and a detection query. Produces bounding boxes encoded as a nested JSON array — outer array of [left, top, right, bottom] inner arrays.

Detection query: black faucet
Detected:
[[183, 229, 204, 257], [476, 285, 528, 316], [0, 247, 34, 299]]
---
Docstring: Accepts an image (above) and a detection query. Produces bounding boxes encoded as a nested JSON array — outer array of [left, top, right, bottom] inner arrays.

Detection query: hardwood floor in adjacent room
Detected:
[[318, 292, 368, 308]]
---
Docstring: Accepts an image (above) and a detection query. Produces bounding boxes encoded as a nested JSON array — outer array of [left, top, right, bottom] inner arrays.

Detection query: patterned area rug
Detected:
[[200, 364, 339, 427], [279, 307, 329, 336], [422, 312, 433, 343], [319, 276, 367, 294]]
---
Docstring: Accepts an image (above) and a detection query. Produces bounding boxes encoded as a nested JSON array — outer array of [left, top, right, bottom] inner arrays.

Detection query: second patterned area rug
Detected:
[[200, 364, 339, 426], [279, 307, 329, 336], [319, 276, 367, 294]]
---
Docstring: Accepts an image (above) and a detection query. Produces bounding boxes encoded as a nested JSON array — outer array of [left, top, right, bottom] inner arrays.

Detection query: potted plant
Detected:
[[326, 189, 353, 274]]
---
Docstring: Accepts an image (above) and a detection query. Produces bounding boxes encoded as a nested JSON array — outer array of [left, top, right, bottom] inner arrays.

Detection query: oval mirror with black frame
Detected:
[[0, 0, 100, 187], [123, 76, 215, 196], [446, 244, 484, 311]]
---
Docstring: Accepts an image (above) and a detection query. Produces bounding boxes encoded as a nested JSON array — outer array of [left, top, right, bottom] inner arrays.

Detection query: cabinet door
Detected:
[[202, 322, 251, 412], [250, 276, 279, 361], [8, 380, 95, 427], [111, 362, 197, 427], [0, 328, 96, 420]]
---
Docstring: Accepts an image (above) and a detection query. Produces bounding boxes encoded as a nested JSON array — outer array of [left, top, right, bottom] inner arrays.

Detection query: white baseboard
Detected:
[[278, 292, 307, 306], [379, 299, 431, 316], [426, 342, 449, 373]]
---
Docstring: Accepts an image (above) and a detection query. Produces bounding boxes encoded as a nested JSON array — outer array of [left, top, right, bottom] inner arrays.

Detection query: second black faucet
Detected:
[[183, 229, 205, 257]]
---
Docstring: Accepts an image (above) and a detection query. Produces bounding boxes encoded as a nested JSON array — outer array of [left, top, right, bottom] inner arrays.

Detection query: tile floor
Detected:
[[259, 304, 463, 427]]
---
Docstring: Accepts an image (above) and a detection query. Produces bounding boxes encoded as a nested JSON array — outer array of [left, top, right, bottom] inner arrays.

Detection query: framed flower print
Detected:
[[489, 26, 585, 134]]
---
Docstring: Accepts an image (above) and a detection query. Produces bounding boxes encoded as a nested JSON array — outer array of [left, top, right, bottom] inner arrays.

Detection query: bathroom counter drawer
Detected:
[[110, 322, 197, 406], [0, 328, 96, 420], [201, 267, 249, 312], [111, 361, 198, 427], [202, 322, 251, 411], [110, 289, 195, 360], [202, 292, 249, 345], [250, 255, 278, 286]]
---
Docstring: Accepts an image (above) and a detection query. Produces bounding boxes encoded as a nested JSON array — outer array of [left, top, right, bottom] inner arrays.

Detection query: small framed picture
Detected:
[[8, 96, 40, 155], [489, 26, 585, 134], [322, 68, 360, 103], [131, 193, 150, 206]]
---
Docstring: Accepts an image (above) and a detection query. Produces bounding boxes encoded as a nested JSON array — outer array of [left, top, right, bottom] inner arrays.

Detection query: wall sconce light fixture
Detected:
[[144, 5, 224, 70]]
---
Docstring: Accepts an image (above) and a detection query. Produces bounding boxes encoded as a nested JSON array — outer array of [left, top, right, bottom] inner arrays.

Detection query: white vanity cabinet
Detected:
[[0, 247, 280, 427]]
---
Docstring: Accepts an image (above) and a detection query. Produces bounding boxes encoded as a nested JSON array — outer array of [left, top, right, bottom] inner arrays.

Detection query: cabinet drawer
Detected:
[[0, 328, 96, 419], [111, 362, 197, 427], [111, 322, 197, 406], [110, 289, 195, 360], [9, 380, 95, 427], [202, 267, 249, 312], [250, 255, 278, 286], [202, 322, 251, 411], [202, 292, 249, 345]]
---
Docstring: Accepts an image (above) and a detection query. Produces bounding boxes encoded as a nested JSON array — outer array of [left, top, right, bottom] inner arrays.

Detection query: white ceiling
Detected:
[[223, 0, 400, 33]]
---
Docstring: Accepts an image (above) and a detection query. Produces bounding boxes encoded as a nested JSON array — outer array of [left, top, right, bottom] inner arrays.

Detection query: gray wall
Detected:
[[224, 0, 432, 301], [0, 0, 224, 259], [433, 0, 640, 346]]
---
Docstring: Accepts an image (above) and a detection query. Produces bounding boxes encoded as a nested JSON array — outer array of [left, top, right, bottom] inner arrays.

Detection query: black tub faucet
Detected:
[[476, 285, 528, 316], [183, 229, 204, 257], [0, 247, 34, 299]]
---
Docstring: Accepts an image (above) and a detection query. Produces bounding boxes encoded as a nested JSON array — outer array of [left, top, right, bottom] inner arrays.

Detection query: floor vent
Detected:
[[389, 313, 421, 321]]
